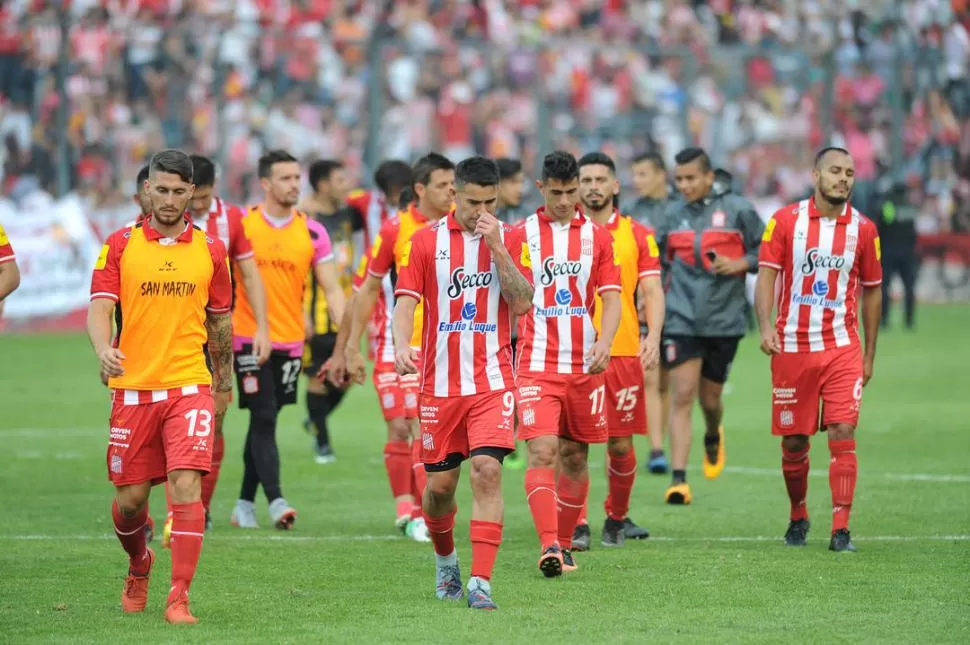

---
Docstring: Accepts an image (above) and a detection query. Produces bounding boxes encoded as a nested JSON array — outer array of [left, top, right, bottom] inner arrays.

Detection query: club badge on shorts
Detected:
[[243, 374, 259, 394]]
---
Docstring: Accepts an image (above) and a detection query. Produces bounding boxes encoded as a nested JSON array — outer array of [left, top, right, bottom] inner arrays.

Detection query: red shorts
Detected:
[[418, 389, 516, 467], [605, 356, 647, 436], [371, 360, 420, 421], [107, 391, 215, 486], [771, 344, 864, 437], [515, 372, 609, 444]]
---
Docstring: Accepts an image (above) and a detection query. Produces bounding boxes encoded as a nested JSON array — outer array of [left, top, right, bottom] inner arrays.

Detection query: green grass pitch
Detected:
[[0, 306, 968, 644]]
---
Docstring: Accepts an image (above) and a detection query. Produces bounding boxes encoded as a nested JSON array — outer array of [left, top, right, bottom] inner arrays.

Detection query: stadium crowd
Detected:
[[0, 0, 968, 235]]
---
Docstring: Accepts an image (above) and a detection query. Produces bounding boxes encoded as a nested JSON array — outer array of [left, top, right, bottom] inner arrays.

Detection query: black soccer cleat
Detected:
[[572, 523, 591, 552], [538, 545, 564, 578], [561, 548, 577, 572], [205, 510, 212, 532], [622, 517, 650, 540], [829, 529, 857, 552], [601, 518, 625, 547], [784, 518, 810, 546]]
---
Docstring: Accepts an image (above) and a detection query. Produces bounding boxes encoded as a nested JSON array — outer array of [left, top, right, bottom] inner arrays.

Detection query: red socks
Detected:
[[411, 441, 427, 520], [200, 433, 225, 512], [423, 507, 456, 556], [829, 439, 857, 532], [525, 468, 558, 549], [782, 443, 810, 521], [604, 449, 637, 521], [384, 440, 412, 519], [112, 499, 150, 574], [168, 501, 205, 604], [557, 473, 589, 549], [470, 520, 503, 581]]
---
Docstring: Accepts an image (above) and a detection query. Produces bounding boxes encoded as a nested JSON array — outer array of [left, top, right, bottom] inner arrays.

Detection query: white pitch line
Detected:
[[723, 466, 970, 484], [0, 534, 967, 543]]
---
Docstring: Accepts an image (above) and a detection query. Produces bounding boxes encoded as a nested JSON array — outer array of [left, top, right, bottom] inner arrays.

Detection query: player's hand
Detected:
[[98, 347, 126, 378], [639, 335, 660, 371], [760, 330, 781, 355], [345, 348, 367, 385], [585, 340, 611, 374], [863, 354, 874, 386], [99, 368, 110, 387], [319, 357, 351, 390], [711, 256, 748, 275], [394, 346, 419, 376], [213, 390, 230, 416], [474, 211, 503, 249], [252, 328, 272, 366]]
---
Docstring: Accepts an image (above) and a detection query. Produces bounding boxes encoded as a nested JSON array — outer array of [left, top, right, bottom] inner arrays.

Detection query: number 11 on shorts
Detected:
[[589, 385, 606, 415]]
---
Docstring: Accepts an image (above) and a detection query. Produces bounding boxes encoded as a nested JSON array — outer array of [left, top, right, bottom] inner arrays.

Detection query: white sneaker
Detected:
[[268, 497, 297, 530], [406, 516, 431, 543], [230, 500, 259, 529]]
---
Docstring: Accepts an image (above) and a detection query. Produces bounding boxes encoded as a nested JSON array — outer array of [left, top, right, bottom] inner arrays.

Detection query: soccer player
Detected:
[[0, 221, 20, 303], [755, 147, 882, 552], [299, 159, 361, 464], [515, 150, 621, 576], [132, 165, 152, 219], [344, 153, 455, 539], [571, 152, 664, 550], [88, 149, 233, 624], [347, 159, 413, 250], [654, 147, 764, 505], [230, 150, 346, 530], [393, 155, 534, 610], [628, 151, 674, 474]]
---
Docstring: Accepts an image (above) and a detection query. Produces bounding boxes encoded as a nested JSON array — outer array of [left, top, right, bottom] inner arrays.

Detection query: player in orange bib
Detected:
[[0, 220, 21, 314], [343, 153, 455, 538], [229, 150, 346, 531], [87, 150, 234, 625], [571, 152, 665, 549]]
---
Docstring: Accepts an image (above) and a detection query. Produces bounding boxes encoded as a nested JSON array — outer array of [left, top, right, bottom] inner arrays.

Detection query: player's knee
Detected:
[[527, 438, 558, 469], [427, 471, 459, 502], [671, 383, 697, 409], [558, 442, 588, 475], [607, 437, 633, 457], [168, 469, 202, 503], [826, 424, 855, 441], [697, 385, 723, 414], [386, 418, 410, 442], [115, 485, 150, 515], [469, 456, 502, 495], [781, 435, 809, 454]]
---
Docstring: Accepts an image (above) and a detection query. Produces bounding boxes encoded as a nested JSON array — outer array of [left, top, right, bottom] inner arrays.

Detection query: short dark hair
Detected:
[[412, 152, 455, 188], [308, 159, 344, 190], [455, 156, 500, 190], [149, 149, 193, 183], [189, 154, 216, 188], [814, 146, 851, 168], [398, 186, 415, 209], [373, 159, 412, 196], [633, 151, 666, 172], [496, 157, 523, 180], [136, 165, 150, 191], [258, 149, 298, 179], [674, 147, 712, 173], [541, 150, 579, 182], [577, 152, 616, 175]]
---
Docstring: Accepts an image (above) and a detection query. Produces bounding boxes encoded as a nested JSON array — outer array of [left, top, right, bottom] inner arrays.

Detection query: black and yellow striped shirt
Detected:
[[304, 206, 362, 335]]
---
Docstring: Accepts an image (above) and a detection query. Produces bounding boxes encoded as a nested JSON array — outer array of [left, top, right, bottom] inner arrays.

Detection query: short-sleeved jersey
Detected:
[[759, 198, 882, 353], [233, 206, 334, 354], [346, 189, 397, 250], [304, 206, 363, 335], [593, 211, 661, 357], [205, 197, 254, 262], [516, 207, 622, 375], [90, 218, 232, 392], [368, 204, 436, 349], [352, 246, 396, 365], [0, 222, 14, 264], [395, 213, 531, 397]]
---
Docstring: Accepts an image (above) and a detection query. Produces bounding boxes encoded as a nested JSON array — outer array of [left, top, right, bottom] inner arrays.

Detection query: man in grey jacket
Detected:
[[654, 147, 765, 505]]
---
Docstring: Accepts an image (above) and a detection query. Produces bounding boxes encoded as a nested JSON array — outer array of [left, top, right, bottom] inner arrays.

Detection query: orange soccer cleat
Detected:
[[664, 482, 693, 505], [165, 593, 198, 625], [702, 425, 726, 480], [121, 548, 155, 613]]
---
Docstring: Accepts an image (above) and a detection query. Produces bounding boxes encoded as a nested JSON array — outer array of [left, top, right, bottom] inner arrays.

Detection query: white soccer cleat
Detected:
[[406, 516, 431, 543], [268, 497, 297, 530], [230, 500, 260, 529]]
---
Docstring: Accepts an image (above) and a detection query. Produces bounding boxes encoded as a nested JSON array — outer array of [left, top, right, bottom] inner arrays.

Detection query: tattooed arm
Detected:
[[206, 311, 234, 416]]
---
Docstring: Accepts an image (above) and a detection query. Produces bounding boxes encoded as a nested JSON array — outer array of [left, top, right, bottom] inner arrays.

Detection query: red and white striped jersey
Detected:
[[516, 207, 622, 375], [347, 189, 398, 365], [205, 197, 254, 262], [352, 245, 395, 366], [759, 198, 882, 353], [394, 213, 531, 397]]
